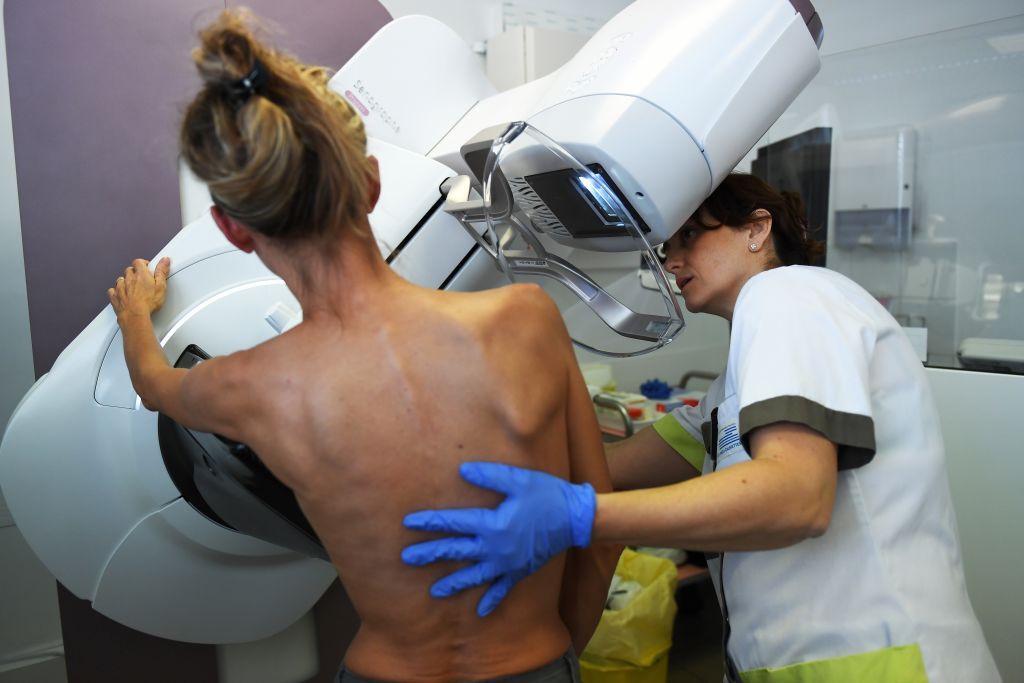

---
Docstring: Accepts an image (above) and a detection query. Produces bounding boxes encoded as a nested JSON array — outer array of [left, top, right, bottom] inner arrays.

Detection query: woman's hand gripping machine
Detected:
[[0, 0, 821, 643]]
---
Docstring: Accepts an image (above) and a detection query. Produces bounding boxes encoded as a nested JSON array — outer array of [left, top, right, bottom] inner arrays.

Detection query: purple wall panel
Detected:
[[7, 0, 219, 377], [7, 0, 390, 377], [237, 0, 392, 71], [6, 1, 390, 680]]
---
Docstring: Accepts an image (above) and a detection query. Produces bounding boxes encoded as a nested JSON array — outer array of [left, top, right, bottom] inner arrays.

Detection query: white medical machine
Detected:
[[0, 0, 822, 643]]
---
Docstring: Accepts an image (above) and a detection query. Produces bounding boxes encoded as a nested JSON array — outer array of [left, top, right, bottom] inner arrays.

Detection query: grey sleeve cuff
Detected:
[[739, 395, 876, 470]]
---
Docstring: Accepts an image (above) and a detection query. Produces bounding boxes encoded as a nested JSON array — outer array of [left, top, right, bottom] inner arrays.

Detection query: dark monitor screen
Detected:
[[751, 127, 832, 266], [524, 163, 649, 238]]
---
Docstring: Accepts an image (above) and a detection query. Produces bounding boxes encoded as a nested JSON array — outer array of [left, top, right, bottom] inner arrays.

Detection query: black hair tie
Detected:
[[228, 59, 268, 102]]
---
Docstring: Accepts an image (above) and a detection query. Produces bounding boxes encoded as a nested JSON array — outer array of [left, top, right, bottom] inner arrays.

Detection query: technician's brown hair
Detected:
[[180, 9, 374, 243], [692, 173, 825, 266]]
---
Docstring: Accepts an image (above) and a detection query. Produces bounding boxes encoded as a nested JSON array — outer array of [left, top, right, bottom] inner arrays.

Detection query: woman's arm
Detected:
[[109, 258, 181, 412], [402, 422, 838, 613], [108, 257, 242, 437], [605, 425, 699, 491], [594, 421, 837, 550]]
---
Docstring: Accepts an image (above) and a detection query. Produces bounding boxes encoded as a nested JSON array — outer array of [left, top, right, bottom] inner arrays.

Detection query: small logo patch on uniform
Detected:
[[719, 422, 741, 455]]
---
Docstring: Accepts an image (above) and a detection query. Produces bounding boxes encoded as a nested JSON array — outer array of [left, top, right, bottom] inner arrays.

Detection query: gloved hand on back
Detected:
[[402, 460, 597, 617]]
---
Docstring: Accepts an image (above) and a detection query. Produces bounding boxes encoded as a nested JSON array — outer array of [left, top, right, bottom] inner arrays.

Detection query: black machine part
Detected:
[[158, 344, 329, 562]]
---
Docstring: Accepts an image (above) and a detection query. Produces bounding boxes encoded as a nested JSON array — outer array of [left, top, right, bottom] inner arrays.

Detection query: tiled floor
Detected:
[[667, 578, 724, 683]]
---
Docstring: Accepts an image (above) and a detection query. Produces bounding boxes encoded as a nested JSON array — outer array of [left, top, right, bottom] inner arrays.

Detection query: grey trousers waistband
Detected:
[[337, 647, 581, 683]]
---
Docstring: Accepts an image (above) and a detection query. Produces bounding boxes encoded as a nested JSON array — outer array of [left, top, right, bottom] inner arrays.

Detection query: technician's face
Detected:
[[662, 213, 752, 321]]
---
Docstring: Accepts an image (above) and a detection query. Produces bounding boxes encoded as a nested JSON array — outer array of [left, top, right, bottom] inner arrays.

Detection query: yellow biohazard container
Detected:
[[580, 652, 669, 683], [579, 549, 678, 683]]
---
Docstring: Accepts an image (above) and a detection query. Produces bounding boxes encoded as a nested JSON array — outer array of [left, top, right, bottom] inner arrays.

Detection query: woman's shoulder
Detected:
[[742, 265, 867, 303], [465, 282, 561, 320], [471, 284, 570, 353], [428, 283, 565, 350], [738, 266, 892, 332], [752, 264, 839, 286]]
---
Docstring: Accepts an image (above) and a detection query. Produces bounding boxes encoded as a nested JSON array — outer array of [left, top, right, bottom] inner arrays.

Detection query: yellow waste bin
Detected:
[[580, 548, 679, 683]]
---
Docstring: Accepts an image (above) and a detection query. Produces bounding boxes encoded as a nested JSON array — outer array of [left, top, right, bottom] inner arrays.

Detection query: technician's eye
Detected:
[[679, 228, 699, 243]]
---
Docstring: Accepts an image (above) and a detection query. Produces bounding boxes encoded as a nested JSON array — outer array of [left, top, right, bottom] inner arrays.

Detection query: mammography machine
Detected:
[[0, 0, 822, 643]]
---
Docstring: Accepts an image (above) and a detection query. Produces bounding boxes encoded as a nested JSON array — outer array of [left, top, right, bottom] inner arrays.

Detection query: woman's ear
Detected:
[[211, 205, 257, 253], [366, 155, 381, 212], [748, 209, 773, 249]]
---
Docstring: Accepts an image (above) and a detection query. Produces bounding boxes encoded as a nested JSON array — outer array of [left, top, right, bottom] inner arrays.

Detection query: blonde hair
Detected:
[[180, 9, 373, 243]]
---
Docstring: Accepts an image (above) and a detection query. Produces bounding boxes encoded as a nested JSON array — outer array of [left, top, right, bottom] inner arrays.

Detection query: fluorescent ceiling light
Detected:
[[947, 95, 1007, 120], [986, 32, 1024, 54]]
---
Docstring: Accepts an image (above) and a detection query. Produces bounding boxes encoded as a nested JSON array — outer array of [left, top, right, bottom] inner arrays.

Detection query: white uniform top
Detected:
[[653, 266, 999, 682]]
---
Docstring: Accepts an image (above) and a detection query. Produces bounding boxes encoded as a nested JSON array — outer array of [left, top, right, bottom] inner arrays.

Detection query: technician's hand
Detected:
[[402, 461, 596, 617], [108, 257, 170, 320]]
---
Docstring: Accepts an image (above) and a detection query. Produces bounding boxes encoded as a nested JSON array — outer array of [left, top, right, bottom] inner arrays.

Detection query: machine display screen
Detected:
[[524, 164, 649, 238]]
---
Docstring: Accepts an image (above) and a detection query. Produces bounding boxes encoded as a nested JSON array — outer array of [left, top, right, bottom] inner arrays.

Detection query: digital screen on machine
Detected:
[[524, 163, 649, 238]]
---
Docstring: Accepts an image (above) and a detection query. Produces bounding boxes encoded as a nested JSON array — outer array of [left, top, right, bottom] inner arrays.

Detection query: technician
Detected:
[[403, 173, 1000, 682]]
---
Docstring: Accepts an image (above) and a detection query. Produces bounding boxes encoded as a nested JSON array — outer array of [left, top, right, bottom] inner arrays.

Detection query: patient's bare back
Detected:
[[226, 283, 579, 681]]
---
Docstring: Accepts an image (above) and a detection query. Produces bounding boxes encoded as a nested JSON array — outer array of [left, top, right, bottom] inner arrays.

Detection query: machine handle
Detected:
[[678, 370, 717, 389], [593, 393, 634, 438], [505, 251, 677, 343]]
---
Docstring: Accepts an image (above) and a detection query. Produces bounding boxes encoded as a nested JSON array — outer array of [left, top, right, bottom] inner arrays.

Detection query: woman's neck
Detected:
[[255, 229, 410, 323]]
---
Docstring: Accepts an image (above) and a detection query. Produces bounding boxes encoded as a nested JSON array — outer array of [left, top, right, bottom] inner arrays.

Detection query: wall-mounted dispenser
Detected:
[[834, 126, 916, 250]]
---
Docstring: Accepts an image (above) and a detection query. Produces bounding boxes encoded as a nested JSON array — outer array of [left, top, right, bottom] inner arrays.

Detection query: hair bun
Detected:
[[193, 10, 261, 88], [181, 9, 375, 245]]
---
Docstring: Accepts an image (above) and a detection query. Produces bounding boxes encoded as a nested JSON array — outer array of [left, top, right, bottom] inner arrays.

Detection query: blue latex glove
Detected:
[[402, 461, 596, 617]]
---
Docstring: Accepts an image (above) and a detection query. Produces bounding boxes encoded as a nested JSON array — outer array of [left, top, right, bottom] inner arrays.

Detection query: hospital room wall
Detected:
[[0, 2, 392, 681], [799, 2, 1023, 677], [765, 7, 1020, 678], [481, 3, 1024, 675], [580, 0, 1024, 392], [412, 0, 1024, 393], [0, 1, 222, 676], [0, 0, 1018, 680], [0, 3, 66, 682], [748, 1, 1024, 366]]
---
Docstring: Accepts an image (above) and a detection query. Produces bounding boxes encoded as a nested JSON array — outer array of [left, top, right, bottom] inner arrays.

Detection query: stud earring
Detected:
[[749, 242, 759, 252]]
